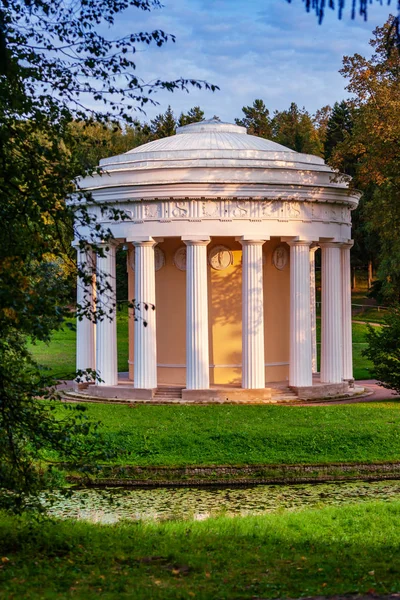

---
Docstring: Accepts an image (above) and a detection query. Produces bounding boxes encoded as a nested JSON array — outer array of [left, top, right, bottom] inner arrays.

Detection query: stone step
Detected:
[[155, 388, 183, 399]]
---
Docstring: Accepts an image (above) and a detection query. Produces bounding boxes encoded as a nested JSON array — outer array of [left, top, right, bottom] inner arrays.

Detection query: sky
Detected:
[[112, 0, 396, 123]]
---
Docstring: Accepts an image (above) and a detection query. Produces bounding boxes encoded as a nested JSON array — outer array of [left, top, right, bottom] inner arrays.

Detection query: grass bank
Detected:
[[1, 501, 400, 599], [49, 401, 400, 468]]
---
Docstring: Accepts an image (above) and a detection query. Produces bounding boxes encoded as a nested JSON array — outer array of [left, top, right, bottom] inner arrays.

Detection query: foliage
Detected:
[[178, 105, 205, 127], [0, 332, 114, 512], [324, 100, 353, 163], [331, 17, 400, 301], [235, 99, 272, 138], [2, 501, 400, 597], [0, 0, 215, 511], [150, 105, 177, 138], [289, 0, 400, 50], [271, 102, 323, 155], [363, 306, 400, 393]]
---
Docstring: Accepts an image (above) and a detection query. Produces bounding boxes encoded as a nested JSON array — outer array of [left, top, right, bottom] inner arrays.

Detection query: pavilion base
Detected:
[[73, 382, 156, 400], [290, 381, 350, 400], [182, 388, 272, 403], [68, 377, 366, 404]]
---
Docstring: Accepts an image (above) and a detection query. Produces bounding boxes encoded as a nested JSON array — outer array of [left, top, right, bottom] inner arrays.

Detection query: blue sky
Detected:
[[114, 0, 395, 123]]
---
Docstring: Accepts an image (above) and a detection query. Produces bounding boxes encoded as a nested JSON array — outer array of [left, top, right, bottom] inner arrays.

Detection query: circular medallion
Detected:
[[154, 247, 165, 271], [128, 246, 165, 271], [209, 245, 233, 271], [272, 245, 288, 271], [173, 246, 187, 271]]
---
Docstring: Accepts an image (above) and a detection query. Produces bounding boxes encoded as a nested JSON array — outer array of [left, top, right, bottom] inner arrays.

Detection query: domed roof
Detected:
[[80, 119, 359, 207], [100, 118, 324, 168], [120, 119, 298, 156]]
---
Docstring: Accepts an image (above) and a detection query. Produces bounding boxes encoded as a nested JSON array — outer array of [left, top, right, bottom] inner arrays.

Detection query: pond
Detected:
[[46, 480, 400, 524]]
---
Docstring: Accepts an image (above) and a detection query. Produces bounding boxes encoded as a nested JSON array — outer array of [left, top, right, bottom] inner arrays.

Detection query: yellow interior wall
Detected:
[[208, 237, 242, 385], [128, 236, 290, 386], [264, 240, 290, 383]]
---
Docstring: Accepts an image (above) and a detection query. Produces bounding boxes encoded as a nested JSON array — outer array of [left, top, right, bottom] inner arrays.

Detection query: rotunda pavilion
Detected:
[[74, 119, 360, 402]]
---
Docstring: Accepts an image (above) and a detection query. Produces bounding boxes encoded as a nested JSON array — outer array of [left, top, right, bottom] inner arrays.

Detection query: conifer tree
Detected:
[[235, 99, 272, 138], [324, 101, 354, 163], [150, 106, 177, 139], [178, 106, 205, 127], [271, 102, 322, 155]]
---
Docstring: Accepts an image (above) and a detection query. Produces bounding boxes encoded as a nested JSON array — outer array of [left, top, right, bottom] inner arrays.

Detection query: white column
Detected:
[[133, 240, 157, 389], [240, 239, 265, 389], [310, 246, 318, 374], [289, 241, 313, 387], [320, 242, 343, 383], [76, 245, 96, 374], [184, 238, 210, 390], [341, 242, 354, 381], [96, 243, 118, 386]]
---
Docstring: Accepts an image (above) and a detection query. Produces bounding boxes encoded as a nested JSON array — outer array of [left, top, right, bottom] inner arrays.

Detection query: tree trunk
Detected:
[[368, 260, 373, 289], [352, 266, 356, 290]]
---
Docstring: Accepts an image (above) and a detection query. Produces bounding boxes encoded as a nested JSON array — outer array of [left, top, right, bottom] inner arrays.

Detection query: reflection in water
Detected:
[[46, 480, 400, 524]]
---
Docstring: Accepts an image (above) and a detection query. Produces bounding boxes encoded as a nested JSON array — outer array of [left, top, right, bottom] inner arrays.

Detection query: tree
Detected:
[[324, 101, 353, 163], [271, 102, 322, 155], [178, 106, 205, 127], [150, 105, 177, 138], [331, 17, 400, 301], [235, 99, 272, 138], [363, 307, 400, 393], [0, 0, 216, 511], [313, 104, 332, 150]]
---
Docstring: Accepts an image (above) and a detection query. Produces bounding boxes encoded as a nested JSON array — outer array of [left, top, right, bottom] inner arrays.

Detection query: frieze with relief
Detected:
[[107, 199, 351, 225]]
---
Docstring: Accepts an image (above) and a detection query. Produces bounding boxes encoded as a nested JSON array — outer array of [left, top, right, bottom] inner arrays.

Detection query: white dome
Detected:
[[80, 119, 359, 208], [100, 119, 325, 169]]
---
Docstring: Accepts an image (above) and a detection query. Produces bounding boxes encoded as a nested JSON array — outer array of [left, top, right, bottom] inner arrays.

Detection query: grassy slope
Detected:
[[49, 401, 400, 466], [29, 311, 374, 381], [28, 309, 129, 380], [1, 502, 400, 599]]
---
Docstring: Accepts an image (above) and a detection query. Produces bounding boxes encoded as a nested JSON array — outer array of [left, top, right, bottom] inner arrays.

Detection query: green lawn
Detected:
[[28, 308, 129, 379], [29, 309, 375, 381], [2, 501, 400, 599], [49, 401, 400, 466]]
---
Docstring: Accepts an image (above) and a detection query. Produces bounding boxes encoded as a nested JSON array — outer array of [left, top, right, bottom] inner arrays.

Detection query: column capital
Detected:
[[182, 236, 210, 247], [237, 238, 266, 246], [129, 236, 157, 248], [319, 241, 342, 249], [287, 240, 312, 248], [340, 240, 354, 250]]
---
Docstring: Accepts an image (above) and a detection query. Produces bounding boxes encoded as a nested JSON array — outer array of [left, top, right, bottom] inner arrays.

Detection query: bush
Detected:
[[362, 306, 400, 393]]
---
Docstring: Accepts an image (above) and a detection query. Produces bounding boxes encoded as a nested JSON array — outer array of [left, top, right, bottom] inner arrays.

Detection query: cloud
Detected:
[[111, 0, 394, 123]]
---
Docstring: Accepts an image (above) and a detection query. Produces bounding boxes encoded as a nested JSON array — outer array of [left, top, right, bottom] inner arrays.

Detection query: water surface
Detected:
[[46, 480, 400, 524]]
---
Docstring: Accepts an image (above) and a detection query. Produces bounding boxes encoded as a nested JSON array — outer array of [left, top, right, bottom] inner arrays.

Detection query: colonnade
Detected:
[[76, 237, 353, 391]]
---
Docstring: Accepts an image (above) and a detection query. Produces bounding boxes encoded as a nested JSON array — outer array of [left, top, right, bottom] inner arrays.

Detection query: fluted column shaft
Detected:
[[96, 243, 118, 386], [241, 239, 265, 389], [184, 239, 210, 390], [341, 242, 354, 380], [134, 240, 157, 389], [76, 246, 96, 374], [310, 246, 318, 374], [289, 241, 313, 387], [321, 243, 343, 383]]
